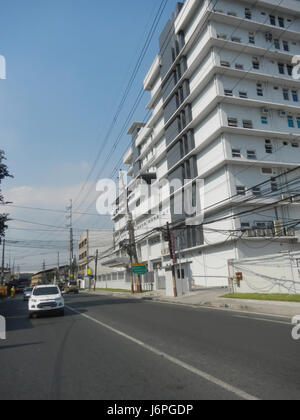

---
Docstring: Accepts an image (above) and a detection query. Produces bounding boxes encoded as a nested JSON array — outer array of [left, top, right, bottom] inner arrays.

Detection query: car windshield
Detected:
[[25, 288, 33, 293], [33, 287, 59, 296]]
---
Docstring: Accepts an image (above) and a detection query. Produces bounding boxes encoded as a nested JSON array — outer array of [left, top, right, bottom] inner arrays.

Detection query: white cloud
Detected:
[[2, 182, 112, 272]]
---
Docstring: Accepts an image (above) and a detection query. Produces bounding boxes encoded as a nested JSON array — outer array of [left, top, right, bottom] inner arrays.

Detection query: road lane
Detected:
[[0, 296, 241, 400], [65, 293, 300, 400], [1, 293, 300, 400]]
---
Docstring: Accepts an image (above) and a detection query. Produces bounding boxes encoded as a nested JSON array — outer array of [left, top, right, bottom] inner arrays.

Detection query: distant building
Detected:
[[31, 265, 69, 286], [78, 230, 114, 279]]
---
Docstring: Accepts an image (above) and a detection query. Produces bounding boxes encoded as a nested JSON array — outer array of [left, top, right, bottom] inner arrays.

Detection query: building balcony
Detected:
[[211, 8, 300, 41], [123, 147, 133, 165], [144, 55, 161, 91], [100, 255, 130, 268]]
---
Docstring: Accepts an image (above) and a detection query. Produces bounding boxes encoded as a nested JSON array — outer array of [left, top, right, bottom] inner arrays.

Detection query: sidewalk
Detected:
[[86, 287, 300, 318]]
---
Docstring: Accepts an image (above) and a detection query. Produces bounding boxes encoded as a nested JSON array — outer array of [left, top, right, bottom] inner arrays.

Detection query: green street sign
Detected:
[[132, 264, 148, 275]]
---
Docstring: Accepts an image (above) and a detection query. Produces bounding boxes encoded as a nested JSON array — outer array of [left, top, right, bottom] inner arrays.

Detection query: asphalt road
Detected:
[[0, 293, 299, 400]]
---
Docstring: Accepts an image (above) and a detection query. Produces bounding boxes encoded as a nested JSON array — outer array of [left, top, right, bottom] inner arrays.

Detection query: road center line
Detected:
[[66, 304, 259, 401]]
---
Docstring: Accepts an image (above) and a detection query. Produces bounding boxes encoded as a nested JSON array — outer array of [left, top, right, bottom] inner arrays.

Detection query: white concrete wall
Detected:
[[230, 250, 300, 294]]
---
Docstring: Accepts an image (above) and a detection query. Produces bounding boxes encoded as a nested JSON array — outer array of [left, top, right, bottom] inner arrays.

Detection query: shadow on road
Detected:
[[0, 342, 43, 351], [65, 297, 143, 311]]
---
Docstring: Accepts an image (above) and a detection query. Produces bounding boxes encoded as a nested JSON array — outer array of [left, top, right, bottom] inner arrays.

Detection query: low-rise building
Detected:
[[78, 230, 114, 280]]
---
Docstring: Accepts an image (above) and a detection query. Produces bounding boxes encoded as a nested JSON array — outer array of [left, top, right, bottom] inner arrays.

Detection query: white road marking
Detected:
[[234, 315, 291, 326], [66, 304, 259, 401]]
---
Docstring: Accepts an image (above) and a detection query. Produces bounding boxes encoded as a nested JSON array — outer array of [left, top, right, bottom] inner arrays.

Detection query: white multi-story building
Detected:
[[103, 0, 300, 293]]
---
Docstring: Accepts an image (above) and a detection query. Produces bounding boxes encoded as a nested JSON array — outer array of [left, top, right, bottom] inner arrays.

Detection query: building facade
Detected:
[[78, 230, 114, 279], [105, 0, 300, 293]]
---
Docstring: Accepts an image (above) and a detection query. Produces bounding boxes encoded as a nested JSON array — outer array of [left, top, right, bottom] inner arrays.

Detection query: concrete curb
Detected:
[[145, 297, 300, 317]]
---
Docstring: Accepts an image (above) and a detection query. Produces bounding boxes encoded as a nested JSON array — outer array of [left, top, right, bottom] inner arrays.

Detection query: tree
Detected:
[[0, 150, 13, 237]]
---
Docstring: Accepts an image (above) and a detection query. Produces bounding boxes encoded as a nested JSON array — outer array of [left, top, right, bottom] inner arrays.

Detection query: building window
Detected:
[[241, 222, 251, 231], [237, 186, 246, 195], [231, 37, 241, 43], [249, 33, 255, 44], [221, 61, 231, 67], [282, 41, 289, 52], [278, 17, 285, 28], [270, 15, 276, 26], [274, 39, 280, 49], [278, 63, 285, 74], [292, 141, 299, 147], [235, 64, 244, 70], [239, 91, 248, 98], [271, 182, 278, 192], [257, 84, 264, 96], [247, 150, 257, 160], [252, 187, 261, 197], [261, 116, 268, 125], [224, 89, 233, 96], [232, 149, 241, 158], [228, 118, 238, 127], [297, 118, 300, 129], [283, 89, 290, 100], [243, 120, 253, 129], [292, 91, 299, 102], [288, 116, 295, 127], [253, 58, 260, 70], [287, 65, 293, 76], [265, 139, 273, 153], [245, 8, 252, 19]]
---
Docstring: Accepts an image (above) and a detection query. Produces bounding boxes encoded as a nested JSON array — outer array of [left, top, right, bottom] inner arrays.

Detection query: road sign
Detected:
[[132, 263, 148, 275]]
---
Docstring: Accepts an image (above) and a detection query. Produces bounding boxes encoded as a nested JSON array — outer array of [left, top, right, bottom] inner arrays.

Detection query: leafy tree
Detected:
[[0, 150, 13, 237]]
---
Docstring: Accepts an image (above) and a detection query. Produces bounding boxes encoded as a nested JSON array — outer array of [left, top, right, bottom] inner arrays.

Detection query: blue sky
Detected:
[[0, 0, 180, 271]]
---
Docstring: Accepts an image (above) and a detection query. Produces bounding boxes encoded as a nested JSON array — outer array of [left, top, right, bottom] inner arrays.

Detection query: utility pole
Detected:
[[1, 238, 5, 285], [166, 222, 178, 298], [94, 249, 98, 292], [57, 252, 60, 284], [42, 260, 46, 284], [66, 199, 74, 282], [120, 172, 142, 293]]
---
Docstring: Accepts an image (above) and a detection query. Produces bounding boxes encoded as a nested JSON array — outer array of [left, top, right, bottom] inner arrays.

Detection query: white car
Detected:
[[29, 285, 65, 318]]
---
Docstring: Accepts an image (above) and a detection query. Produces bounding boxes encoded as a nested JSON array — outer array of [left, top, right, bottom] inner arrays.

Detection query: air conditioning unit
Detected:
[[265, 229, 274, 237], [261, 108, 269, 115], [161, 248, 170, 256], [255, 229, 266, 237], [286, 228, 295, 237], [279, 110, 287, 118], [274, 221, 284, 237], [292, 195, 300, 203], [244, 229, 256, 237]]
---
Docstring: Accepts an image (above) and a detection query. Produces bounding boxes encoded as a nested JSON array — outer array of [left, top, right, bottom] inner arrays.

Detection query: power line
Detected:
[[72, 0, 169, 211]]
